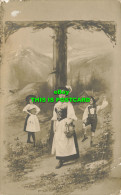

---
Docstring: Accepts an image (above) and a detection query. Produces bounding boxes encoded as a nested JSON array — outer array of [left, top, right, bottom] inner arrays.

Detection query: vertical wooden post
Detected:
[[0, 4, 4, 67], [53, 25, 67, 88]]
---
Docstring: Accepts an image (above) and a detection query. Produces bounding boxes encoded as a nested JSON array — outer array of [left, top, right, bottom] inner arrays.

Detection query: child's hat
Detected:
[[26, 94, 36, 102]]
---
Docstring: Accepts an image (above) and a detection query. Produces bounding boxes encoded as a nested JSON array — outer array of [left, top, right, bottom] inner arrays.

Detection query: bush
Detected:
[[5, 138, 50, 181]]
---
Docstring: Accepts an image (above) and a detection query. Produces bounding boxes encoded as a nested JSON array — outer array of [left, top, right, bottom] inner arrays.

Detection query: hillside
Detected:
[[68, 52, 113, 85], [4, 82, 53, 143], [2, 48, 114, 143]]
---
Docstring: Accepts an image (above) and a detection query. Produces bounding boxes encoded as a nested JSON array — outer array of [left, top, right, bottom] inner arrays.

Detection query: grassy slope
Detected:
[[4, 99, 113, 195]]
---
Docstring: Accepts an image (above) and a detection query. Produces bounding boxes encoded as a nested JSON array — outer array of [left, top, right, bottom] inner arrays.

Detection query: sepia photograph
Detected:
[[0, 0, 121, 194]]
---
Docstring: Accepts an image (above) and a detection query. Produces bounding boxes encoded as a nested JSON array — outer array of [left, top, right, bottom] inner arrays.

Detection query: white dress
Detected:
[[23, 104, 40, 132], [51, 101, 79, 160]]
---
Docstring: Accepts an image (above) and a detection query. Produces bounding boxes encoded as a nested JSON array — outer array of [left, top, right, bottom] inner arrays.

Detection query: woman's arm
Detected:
[[51, 105, 57, 133], [51, 105, 57, 121], [53, 121, 57, 133], [66, 102, 77, 124]]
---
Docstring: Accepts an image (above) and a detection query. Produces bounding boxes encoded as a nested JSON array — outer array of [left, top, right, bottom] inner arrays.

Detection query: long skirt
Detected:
[[52, 119, 79, 161], [24, 114, 40, 132]]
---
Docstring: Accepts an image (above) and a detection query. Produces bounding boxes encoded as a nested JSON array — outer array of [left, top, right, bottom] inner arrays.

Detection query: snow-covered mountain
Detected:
[[6, 48, 53, 89]]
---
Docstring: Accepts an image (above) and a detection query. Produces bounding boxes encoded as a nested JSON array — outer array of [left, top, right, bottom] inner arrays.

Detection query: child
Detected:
[[23, 95, 40, 147], [82, 96, 108, 146]]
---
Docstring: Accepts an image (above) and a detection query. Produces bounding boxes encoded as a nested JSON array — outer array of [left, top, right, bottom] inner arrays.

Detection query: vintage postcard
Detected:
[[0, 0, 121, 194]]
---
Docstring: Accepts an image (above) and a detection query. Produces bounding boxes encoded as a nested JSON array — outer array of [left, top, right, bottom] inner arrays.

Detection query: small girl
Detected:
[[23, 95, 40, 147]]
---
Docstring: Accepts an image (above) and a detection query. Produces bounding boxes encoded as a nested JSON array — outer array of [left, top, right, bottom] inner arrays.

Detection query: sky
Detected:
[[3, 0, 120, 22], [3, 0, 116, 60]]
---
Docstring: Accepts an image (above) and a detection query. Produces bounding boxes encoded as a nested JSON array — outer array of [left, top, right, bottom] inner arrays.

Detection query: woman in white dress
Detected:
[[23, 95, 40, 147], [51, 87, 79, 169], [82, 96, 108, 146]]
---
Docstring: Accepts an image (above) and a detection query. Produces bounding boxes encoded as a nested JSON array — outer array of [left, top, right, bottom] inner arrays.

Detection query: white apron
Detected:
[[52, 118, 77, 156], [23, 103, 40, 133], [26, 114, 40, 132]]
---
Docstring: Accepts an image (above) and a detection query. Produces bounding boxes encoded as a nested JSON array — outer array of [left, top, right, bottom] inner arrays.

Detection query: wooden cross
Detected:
[[3, 20, 116, 89]]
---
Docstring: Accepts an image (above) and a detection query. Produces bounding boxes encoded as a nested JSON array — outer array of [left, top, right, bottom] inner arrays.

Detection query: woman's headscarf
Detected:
[[56, 85, 72, 94]]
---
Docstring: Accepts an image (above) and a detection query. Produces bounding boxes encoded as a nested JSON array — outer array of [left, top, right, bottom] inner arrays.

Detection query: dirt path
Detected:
[[1, 107, 115, 195], [1, 126, 107, 195]]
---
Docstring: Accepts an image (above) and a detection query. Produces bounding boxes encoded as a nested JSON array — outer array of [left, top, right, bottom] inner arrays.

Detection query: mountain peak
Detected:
[[7, 47, 53, 90]]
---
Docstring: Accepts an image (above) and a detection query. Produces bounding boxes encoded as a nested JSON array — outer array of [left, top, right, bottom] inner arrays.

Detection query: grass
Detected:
[[5, 138, 50, 181], [5, 106, 113, 194], [24, 112, 113, 195]]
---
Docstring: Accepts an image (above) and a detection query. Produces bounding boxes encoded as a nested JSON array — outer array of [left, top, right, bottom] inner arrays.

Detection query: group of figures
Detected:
[[23, 86, 108, 169]]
